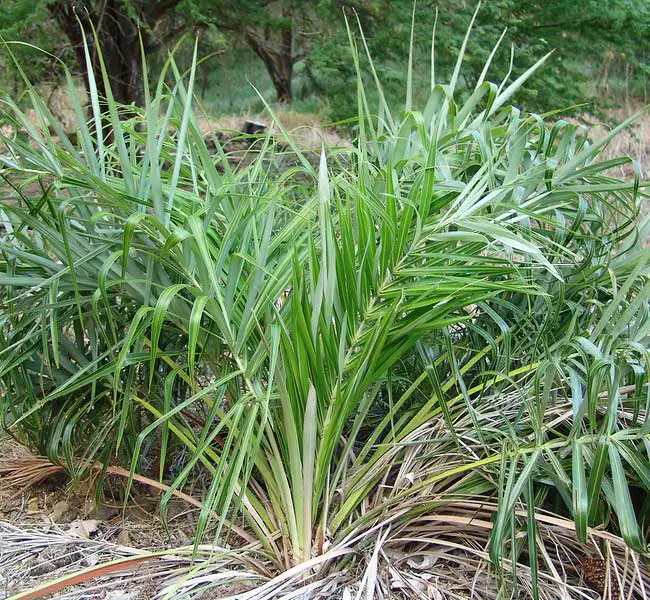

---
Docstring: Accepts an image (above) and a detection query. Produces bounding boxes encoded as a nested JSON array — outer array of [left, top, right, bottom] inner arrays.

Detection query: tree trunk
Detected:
[[49, 0, 145, 108], [245, 24, 294, 104]]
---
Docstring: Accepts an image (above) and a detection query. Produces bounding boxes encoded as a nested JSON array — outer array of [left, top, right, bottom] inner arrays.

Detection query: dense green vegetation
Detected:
[[2, 0, 650, 119], [1, 9, 650, 598], [2, 1, 650, 598]]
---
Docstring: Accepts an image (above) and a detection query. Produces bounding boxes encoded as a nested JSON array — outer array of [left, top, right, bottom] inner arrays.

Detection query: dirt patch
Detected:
[[197, 109, 350, 151], [593, 102, 650, 177]]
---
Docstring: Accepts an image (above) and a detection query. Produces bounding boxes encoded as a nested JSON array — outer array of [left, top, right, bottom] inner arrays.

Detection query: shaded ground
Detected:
[[0, 437, 211, 599]]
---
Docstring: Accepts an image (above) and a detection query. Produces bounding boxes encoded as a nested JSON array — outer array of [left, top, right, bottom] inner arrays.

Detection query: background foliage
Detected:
[[2, 0, 650, 119]]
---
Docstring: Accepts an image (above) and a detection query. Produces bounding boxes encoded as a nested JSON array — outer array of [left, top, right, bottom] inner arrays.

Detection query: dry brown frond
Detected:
[[0, 454, 66, 490]]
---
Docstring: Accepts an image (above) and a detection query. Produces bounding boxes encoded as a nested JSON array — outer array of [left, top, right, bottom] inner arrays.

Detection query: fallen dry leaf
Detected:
[[49, 500, 69, 522], [67, 519, 101, 539], [116, 529, 130, 546]]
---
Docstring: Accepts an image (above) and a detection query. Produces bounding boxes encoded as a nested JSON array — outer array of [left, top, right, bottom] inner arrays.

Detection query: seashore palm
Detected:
[[1, 11, 649, 599]]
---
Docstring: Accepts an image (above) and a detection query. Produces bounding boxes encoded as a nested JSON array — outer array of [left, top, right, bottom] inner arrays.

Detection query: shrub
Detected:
[[1, 17, 649, 599]]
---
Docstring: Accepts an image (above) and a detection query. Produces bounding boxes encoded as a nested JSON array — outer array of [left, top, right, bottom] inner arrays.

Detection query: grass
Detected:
[[1, 13, 650, 600]]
